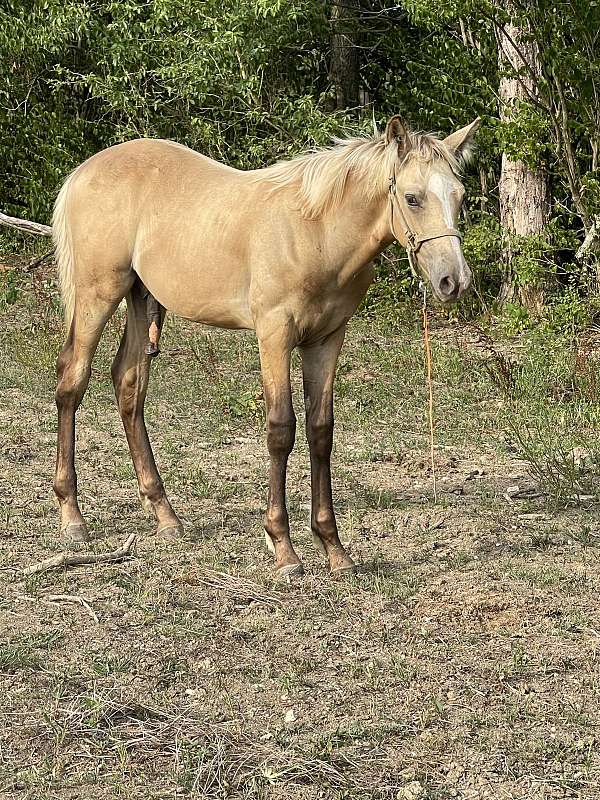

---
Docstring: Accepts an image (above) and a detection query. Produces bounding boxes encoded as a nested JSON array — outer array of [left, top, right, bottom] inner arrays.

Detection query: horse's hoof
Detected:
[[331, 564, 358, 579], [275, 563, 304, 580], [60, 522, 90, 545], [156, 523, 184, 539]]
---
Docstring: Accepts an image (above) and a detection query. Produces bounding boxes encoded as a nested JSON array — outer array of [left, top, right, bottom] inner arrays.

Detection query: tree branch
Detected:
[[0, 212, 52, 237]]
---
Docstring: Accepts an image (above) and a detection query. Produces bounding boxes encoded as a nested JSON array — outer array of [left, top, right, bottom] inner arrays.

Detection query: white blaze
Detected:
[[427, 172, 465, 267]]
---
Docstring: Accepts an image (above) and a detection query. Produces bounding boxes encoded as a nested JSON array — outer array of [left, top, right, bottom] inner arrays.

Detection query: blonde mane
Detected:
[[260, 129, 460, 219]]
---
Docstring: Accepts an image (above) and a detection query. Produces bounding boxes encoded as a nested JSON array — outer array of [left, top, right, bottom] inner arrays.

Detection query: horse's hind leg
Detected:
[[111, 280, 182, 537], [54, 292, 123, 543]]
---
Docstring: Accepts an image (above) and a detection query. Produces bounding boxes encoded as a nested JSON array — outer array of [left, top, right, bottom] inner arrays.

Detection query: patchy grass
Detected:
[[1, 262, 600, 798]]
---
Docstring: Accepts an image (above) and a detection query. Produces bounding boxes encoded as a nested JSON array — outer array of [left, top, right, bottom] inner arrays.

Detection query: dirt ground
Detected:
[[1, 274, 599, 799]]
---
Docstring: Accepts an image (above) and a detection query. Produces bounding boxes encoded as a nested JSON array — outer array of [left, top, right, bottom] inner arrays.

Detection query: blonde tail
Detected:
[[52, 170, 78, 331]]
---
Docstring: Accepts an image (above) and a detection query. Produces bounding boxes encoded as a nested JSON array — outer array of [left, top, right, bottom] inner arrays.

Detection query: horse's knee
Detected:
[[266, 409, 296, 457], [307, 415, 333, 460], [55, 357, 91, 410], [264, 503, 289, 538]]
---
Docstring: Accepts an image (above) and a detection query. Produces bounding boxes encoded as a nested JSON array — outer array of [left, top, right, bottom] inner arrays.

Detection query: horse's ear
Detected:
[[443, 118, 481, 164], [385, 115, 409, 149]]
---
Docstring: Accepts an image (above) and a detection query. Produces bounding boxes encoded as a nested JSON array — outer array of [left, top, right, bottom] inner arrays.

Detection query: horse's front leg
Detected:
[[300, 325, 356, 576], [258, 321, 303, 578]]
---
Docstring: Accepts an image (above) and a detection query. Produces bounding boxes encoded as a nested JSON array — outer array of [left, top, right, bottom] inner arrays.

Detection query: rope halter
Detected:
[[388, 168, 462, 280]]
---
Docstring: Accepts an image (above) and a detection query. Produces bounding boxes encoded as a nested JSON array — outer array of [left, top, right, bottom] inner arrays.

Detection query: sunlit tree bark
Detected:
[[497, 6, 549, 313]]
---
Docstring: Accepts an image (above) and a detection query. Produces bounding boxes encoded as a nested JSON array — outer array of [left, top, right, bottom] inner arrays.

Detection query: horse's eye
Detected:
[[405, 194, 419, 207]]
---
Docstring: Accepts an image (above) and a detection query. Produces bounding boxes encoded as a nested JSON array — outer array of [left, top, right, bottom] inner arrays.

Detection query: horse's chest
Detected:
[[295, 264, 373, 337]]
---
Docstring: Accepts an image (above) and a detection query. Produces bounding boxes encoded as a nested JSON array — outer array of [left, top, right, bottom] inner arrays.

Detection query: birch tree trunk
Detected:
[[328, 0, 360, 112], [497, 9, 549, 314]]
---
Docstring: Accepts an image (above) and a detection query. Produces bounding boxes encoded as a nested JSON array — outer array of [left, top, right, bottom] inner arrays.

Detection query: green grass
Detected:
[[0, 630, 63, 672]]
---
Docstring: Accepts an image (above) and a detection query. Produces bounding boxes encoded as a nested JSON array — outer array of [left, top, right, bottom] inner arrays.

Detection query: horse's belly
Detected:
[[135, 257, 254, 330]]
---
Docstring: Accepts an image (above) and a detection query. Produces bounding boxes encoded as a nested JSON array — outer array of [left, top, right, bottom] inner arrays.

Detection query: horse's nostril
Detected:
[[439, 275, 457, 297]]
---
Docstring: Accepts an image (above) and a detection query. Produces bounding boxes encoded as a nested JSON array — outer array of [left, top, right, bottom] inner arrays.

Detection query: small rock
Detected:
[[397, 781, 424, 800], [284, 709, 296, 724], [446, 761, 464, 783]]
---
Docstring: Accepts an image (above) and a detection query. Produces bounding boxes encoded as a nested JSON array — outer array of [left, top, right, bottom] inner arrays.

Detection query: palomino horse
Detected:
[[52, 115, 479, 577]]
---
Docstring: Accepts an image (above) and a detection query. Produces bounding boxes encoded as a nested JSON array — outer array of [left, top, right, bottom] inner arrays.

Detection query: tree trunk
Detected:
[[497, 10, 549, 314], [329, 0, 360, 112]]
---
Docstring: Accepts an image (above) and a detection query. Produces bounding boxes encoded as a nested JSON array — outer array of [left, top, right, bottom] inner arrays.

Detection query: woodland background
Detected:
[[3, 6, 600, 797], [1, 0, 600, 328]]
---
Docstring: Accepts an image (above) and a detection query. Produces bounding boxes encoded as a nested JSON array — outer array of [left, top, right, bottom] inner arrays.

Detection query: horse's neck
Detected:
[[321, 190, 392, 286]]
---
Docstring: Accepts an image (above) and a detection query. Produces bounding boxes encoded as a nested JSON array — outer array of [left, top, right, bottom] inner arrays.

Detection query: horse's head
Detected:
[[385, 115, 480, 304]]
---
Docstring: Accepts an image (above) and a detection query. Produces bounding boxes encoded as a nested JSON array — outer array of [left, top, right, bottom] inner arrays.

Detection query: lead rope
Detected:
[[389, 173, 438, 502], [420, 281, 437, 503]]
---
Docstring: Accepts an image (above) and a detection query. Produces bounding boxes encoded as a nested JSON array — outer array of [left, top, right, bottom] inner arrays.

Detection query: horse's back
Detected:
[[70, 138, 238, 209], [60, 139, 256, 328]]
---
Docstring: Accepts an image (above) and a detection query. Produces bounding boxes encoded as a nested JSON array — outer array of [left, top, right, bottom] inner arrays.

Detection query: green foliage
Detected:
[[462, 214, 503, 296], [510, 233, 555, 288], [473, 318, 600, 505], [0, 271, 20, 307], [542, 290, 595, 336], [500, 302, 531, 336], [0, 0, 337, 218], [498, 101, 551, 169], [1, 0, 599, 325]]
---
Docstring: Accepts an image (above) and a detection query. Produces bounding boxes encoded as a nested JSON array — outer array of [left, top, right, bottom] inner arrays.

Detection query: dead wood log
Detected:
[[0, 211, 52, 237]]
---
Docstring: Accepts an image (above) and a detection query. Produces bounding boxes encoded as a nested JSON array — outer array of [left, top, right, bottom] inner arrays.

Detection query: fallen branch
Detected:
[[28, 248, 54, 270], [0, 247, 54, 272], [23, 533, 137, 576], [43, 593, 99, 623], [0, 211, 52, 237]]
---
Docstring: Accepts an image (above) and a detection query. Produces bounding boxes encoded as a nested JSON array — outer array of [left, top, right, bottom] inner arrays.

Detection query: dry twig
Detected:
[[576, 216, 599, 260], [28, 249, 54, 270], [43, 594, 100, 623], [23, 533, 137, 576]]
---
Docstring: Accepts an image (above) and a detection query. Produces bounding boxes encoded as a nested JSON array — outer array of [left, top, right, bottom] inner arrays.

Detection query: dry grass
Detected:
[[31, 689, 380, 798], [184, 568, 284, 609], [1, 263, 600, 799]]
